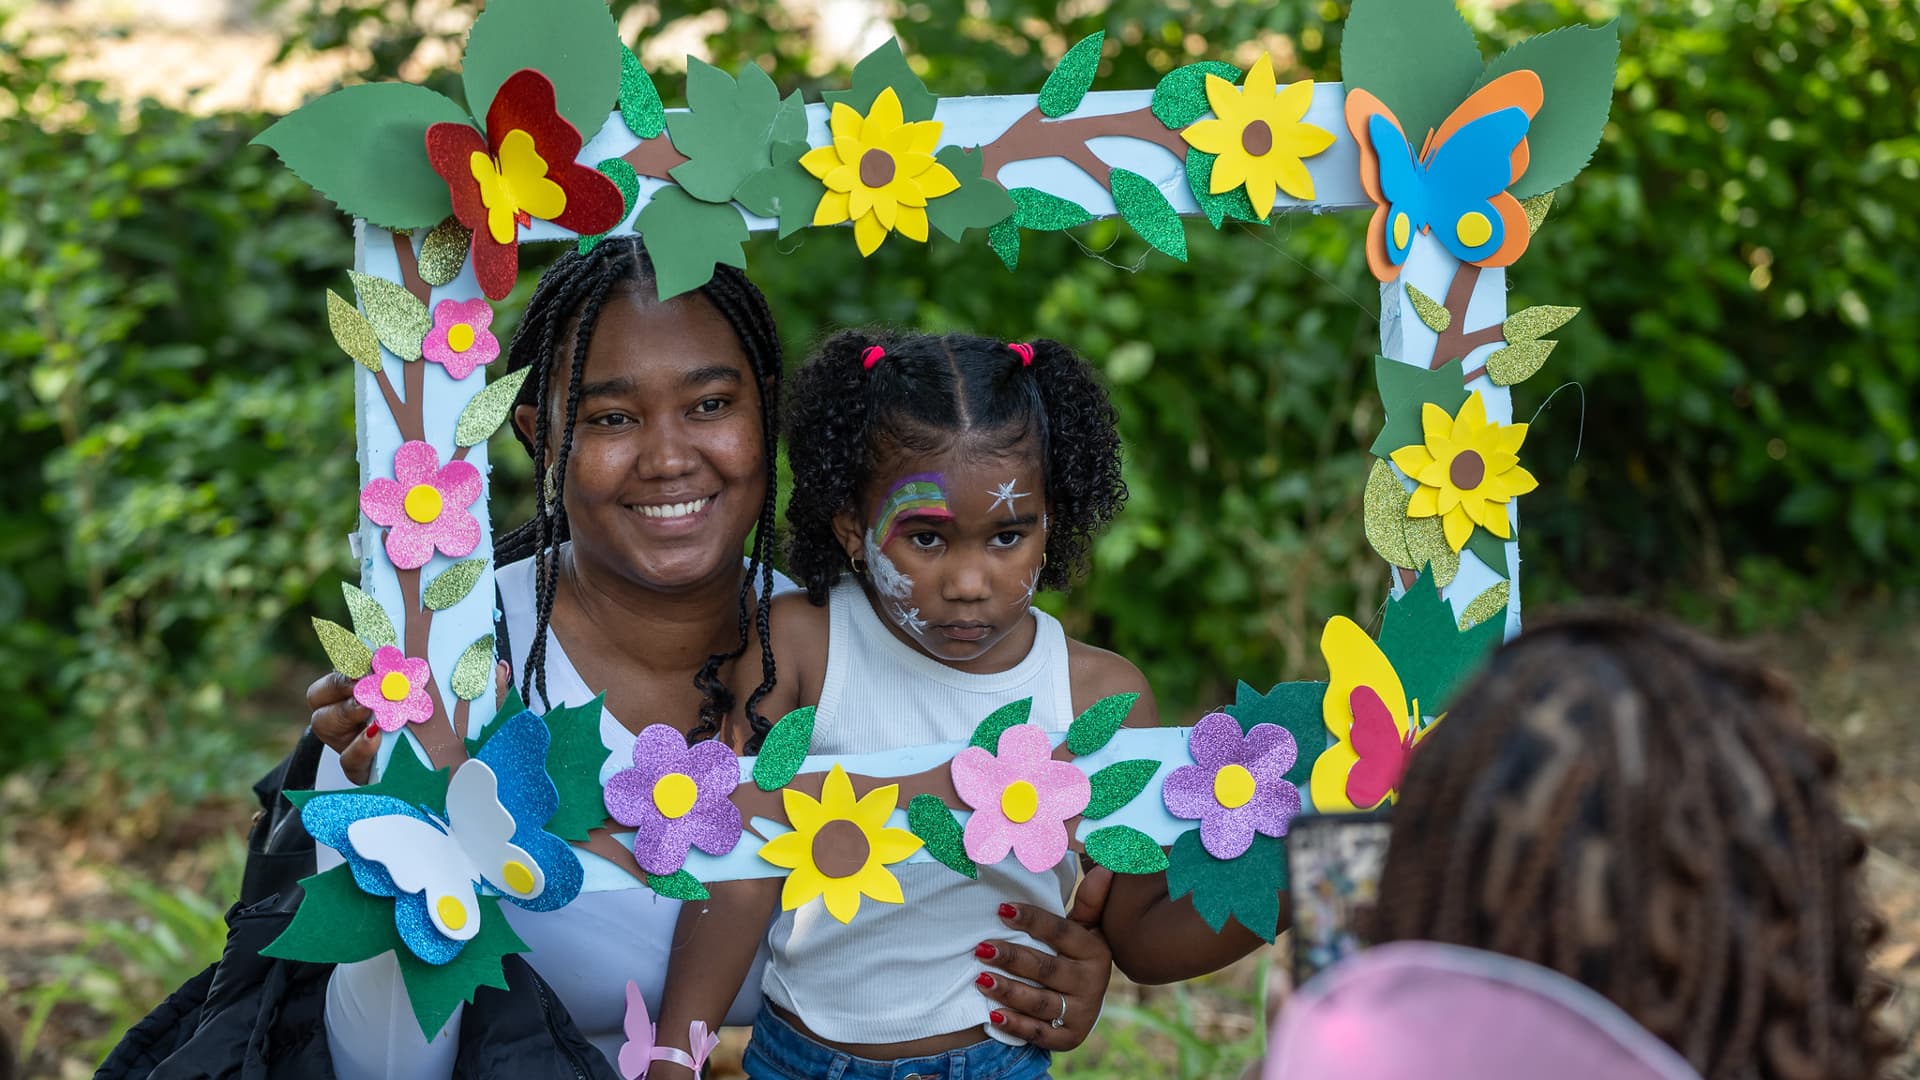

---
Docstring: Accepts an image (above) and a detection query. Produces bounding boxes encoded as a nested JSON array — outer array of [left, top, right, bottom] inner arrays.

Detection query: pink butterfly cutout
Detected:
[[618, 980, 719, 1079], [1345, 685, 1418, 808]]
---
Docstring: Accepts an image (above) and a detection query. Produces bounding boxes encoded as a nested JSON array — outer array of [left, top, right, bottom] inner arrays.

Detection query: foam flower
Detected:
[[359, 440, 482, 569], [758, 765, 923, 923], [1390, 393, 1538, 552], [425, 69, 625, 299], [353, 645, 434, 732], [1181, 54, 1336, 218], [1162, 711, 1301, 859], [951, 723, 1091, 873], [801, 87, 959, 256], [1311, 615, 1432, 812], [603, 724, 744, 877], [421, 298, 498, 380]]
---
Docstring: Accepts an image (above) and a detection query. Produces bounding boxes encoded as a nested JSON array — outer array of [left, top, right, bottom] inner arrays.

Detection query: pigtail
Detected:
[[784, 328, 891, 603], [1024, 339, 1127, 590]]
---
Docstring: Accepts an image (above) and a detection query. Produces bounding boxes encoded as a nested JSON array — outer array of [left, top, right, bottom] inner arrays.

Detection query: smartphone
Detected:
[[1286, 809, 1393, 986]]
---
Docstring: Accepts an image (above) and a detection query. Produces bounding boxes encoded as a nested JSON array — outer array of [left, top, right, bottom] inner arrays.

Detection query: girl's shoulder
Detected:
[[1064, 636, 1159, 726]]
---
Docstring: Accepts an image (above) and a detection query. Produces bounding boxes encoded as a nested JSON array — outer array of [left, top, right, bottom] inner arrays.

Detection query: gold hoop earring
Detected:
[[851, 557, 868, 577]]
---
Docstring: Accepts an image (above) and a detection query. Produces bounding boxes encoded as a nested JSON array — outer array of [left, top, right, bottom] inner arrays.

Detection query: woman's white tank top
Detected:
[[760, 580, 1079, 1045]]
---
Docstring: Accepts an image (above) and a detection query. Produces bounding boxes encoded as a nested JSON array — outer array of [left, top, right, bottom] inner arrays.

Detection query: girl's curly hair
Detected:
[[783, 329, 1127, 604]]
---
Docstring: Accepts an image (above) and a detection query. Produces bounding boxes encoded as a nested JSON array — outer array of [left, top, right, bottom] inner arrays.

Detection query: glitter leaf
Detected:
[[1151, 61, 1241, 130], [1082, 759, 1159, 820], [1485, 339, 1557, 386], [455, 365, 532, 447], [1038, 31, 1104, 118], [348, 271, 431, 362], [1364, 460, 1416, 568], [1459, 582, 1511, 631], [424, 558, 487, 611], [417, 218, 470, 286], [313, 617, 372, 678], [341, 583, 397, 649], [450, 634, 495, 701], [1405, 283, 1452, 333], [327, 290, 383, 372], [1521, 191, 1554, 235], [619, 45, 666, 139], [1083, 824, 1169, 874], [1065, 692, 1139, 756], [578, 158, 640, 255], [1406, 515, 1462, 588], [1184, 147, 1266, 229], [908, 794, 977, 879], [647, 869, 711, 901], [1503, 305, 1580, 343], [1110, 168, 1188, 262], [753, 706, 816, 791], [987, 217, 1020, 270], [969, 697, 1034, 753], [1009, 188, 1094, 232]]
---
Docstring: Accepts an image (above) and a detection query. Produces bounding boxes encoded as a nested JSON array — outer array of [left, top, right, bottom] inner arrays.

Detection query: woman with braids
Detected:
[[297, 244, 1116, 1077], [1359, 611, 1890, 1080], [656, 330, 1271, 1080]]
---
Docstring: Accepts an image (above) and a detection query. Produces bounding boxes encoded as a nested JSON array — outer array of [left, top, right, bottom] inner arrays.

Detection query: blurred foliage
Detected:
[[3, 0, 1917, 810]]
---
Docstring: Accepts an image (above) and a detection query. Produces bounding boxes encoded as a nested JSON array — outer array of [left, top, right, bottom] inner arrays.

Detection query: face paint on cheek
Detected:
[[1009, 567, 1040, 610], [888, 602, 930, 635], [864, 531, 915, 600]]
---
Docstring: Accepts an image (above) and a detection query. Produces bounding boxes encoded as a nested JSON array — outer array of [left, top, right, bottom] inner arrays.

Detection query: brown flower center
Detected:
[[859, 149, 896, 189], [1241, 120, 1273, 157], [811, 819, 870, 878], [1450, 450, 1486, 491]]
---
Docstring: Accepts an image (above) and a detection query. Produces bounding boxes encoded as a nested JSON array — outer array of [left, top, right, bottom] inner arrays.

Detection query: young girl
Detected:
[[655, 330, 1267, 1079]]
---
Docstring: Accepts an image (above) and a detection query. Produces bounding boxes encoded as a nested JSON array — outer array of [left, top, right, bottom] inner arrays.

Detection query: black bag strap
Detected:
[[240, 728, 326, 907], [494, 579, 512, 687]]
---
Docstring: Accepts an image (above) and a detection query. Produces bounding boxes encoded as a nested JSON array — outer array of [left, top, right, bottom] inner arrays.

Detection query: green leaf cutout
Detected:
[[1379, 564, 1505, 718], [1464, 526, 1511, 579], [1222, 680, 1329, 790], [460, 0, 620, 140], [1476, 22, 1621, 198], [1405, 283, 1452, 333], [925, 146, 1015, 242], [1038, 31, 1104, 118], [327, 290, 383, 372], [288, 737, 450, 812], [261, 865, 404, 966], [1184, 148, 1266, 229], [734, 140, 821, 239], [416, 218, 470, 287], [619, 45, 666, 139], [648, 869, 710, 900], [1109, 168, 1188, 262], [450, 634, 495, 702], [348, 271, 430, 362], [1065, 692, 1140, 756], [1370, 356, 1471, 459], [454, 365, 532, 448], [1459, 581, 1511, 630], [1339, 0, 1485, 151], [424, 558, 487, 611], [825, 38, 937, 123], [1083, 825, 1169, 874], [1486, 340, 1556, 386], [969, 697, 1034, 753], [634, 186, 750, 300], [341, 583, 397, 650], [578, 158, 639, 255], [395, 895, 527, 1038], [1521, 191, 1554, 235], [987, 217, 1020, 271], [908, 794, 978, 879], [1008, 188, 1094, 231], [1082, 760, 1159, 820], [1165, 830, 1285, 940], [313, 617, 373, 679], [1364, 460, 1460, 587], [1504, 305, 1579, 343], [753, 706, 816, 791], [544, 695, 612, 841], [251, 83, 468, 229], [667, 60, 784, 203], [1151, 61, 1241, 130]]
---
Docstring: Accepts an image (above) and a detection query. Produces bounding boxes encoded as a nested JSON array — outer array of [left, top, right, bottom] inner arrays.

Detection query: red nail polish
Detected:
[[364, 723, 379, 739], [975, 973, 994, 989], [998, 902, 1018, 919], [974, 942, 997, 960], [990, 1011, 1006, 1026]]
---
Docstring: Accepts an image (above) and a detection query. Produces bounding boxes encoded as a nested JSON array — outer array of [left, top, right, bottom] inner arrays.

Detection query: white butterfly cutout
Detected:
[[347, 758, 547, 942]]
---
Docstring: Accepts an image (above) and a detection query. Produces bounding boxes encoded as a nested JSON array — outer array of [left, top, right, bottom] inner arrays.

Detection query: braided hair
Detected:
[[494, 237, 784, 751], [1372, 611, 1891, 1080], [783, 329, 1127, 604]]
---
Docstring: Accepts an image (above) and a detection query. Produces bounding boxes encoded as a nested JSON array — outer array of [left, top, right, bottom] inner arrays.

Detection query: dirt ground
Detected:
[[2, 609, 1915, 1078]]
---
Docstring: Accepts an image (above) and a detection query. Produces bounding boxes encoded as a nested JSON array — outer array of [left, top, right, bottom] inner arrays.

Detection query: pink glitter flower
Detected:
[[359, 440, 482, 569], [951, 723, 1091, 873], [421, 298, 499, 380], [353, 645, 433, 732]]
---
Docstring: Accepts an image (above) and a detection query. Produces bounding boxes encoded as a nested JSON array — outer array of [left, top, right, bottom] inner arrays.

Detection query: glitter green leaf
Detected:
[[423, 558, 487, 611], [1151, 61, 1241, 130], [648, 869, 711, 901], [450, 634, 495, 701], [1038, 31, 1104, 118], [619, 45, 666, 140], [312, 617, 373, 679], [348, 271, 431, 362], [1109, 168, 1188, 262], [753, 706, 816, 791], [454, 365, 532, 447], [417, 218, 470, 286], [1083, 824, 1169, 874], [908, 794, 977, 879], [341, 583, 397, 650], [1082, 759, 1159, 820], [326, 290, 383, 372], [1065, 692, 1139, 756], [969, 697, 1034, 753]]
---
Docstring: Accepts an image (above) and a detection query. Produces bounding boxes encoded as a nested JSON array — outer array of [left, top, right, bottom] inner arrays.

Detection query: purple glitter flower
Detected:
[[603, 725, 745, 876], [1162, 711, 1301, 859]]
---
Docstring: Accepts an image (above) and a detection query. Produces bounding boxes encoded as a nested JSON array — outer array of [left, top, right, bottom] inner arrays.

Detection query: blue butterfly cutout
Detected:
[[1369, 105, 1533, 270]]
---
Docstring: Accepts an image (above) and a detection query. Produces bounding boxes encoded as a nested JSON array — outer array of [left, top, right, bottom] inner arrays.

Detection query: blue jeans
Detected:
[[742, 1004, 1052, 1080]]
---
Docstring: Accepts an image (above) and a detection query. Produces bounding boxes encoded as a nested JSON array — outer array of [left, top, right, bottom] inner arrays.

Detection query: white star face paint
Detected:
[[1010, 566, 1040, 610], [863, 529, 915, 600], [986, 479, 1031, 515], [888, 603, 929, 634]]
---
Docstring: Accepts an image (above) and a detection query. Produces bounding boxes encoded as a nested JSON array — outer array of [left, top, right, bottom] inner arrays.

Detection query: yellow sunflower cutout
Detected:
[[801, 88, 960, 256], [758, 764, 924, 923], [1390, 393, 1537, 552], [1181, 54, 1336, 218]]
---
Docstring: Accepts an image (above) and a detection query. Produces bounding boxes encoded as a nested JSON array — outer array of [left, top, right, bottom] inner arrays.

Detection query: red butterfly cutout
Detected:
[[1344, 684, 1418, 808]]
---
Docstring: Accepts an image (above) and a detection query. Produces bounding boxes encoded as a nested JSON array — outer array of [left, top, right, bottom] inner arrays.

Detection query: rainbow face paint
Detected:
[[870, 472, 953, 547]]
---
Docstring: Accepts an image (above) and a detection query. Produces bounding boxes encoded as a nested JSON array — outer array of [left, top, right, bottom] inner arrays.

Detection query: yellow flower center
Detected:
[[1456, 211, 1493, 248], [500, 860, 535, 895], [437, 895, 467, 931], [404, 484, 443, 524], [858, 149, 896, 189], [1393, 211, 1412, 250], [652, 773, 698, 819], [1000, 780, 1039, 824], [1240, 119, 1273, 156], [447, 323, 475, 353], [1449, 450, 1486, 491], [380, 671, 412, 701], [1214, 764, 1257, 809]]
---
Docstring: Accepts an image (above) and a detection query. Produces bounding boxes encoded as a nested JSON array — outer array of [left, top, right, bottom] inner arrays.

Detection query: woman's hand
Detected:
[[305, 662, 509, 784], [973, 866, 1116, 1050]]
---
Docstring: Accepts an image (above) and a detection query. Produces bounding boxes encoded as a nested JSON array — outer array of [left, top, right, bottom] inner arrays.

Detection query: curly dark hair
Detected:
[[783, 328, 1126, 604], [1372, 610, 1892, 1080], [493, 237, 783, 751]]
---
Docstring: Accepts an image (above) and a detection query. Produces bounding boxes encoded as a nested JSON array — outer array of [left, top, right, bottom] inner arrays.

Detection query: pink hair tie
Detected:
[[861, 345, 886, 369], [1008, 342, 1034, 366]]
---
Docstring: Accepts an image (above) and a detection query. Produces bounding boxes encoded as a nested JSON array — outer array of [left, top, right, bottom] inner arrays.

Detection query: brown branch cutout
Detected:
[[977, 106, 1189, 188], [1428, 264, 1507, 376]]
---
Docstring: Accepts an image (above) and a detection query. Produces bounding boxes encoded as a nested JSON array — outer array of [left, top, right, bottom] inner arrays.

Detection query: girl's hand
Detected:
[[304, 662, 509, 784], [974, 867, 1116, 1051]]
